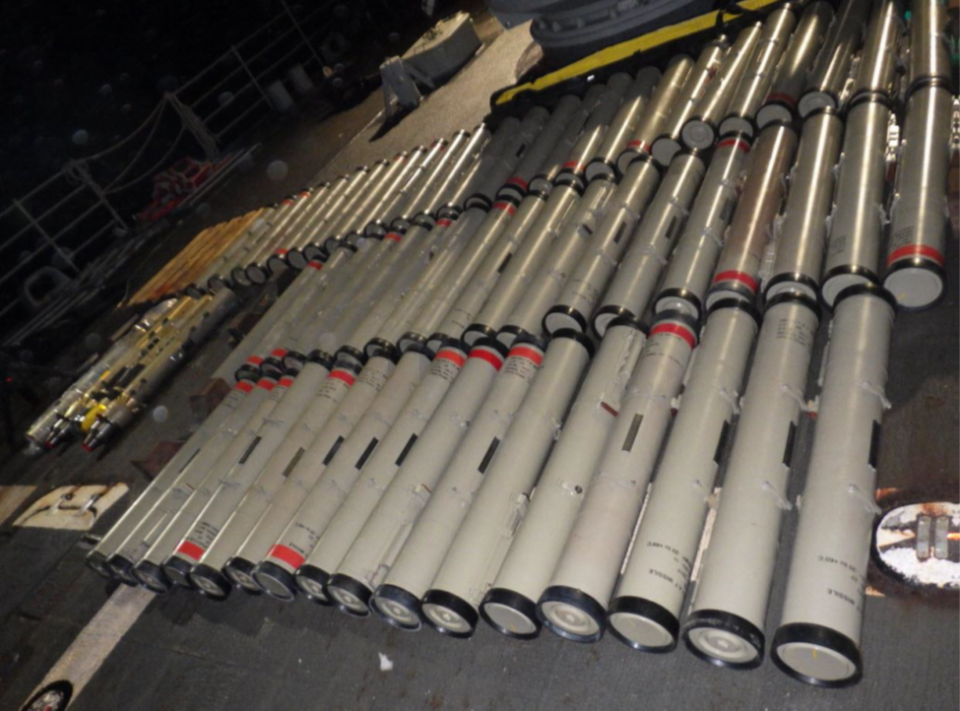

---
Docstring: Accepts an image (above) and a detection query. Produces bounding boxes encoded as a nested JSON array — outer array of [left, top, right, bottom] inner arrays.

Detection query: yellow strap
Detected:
[[496, 0, 779, 106]]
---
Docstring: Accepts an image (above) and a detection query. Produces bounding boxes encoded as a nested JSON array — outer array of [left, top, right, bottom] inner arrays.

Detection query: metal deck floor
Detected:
[[1, 17, 957, 711]]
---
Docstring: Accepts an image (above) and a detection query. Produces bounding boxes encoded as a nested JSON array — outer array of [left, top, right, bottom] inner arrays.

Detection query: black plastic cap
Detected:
[[162, 555, 196, 590], [771, 622, 864, 688], [364, 338, 400, 363], [336, 344, 368, 367], [106, 554, 139, 586], [480, 588, 541, 640], [681, 609, 765, 670], [224, 557, 263, 595], [421, 589, 479, 639], [307, 349, 335, 371], [463, 323, 497, 346], [591, 305, 636, 339], [327, 573, 373, 617], [606, 595, 679, 653], [85, 551, 116, 581], [762, 272, 820, 301], [253, 561, 298, 602], [295, 564, 335, 606], [537, 585, 606, 643], [133, 560, 172, 593], [190, 564, 233, 601], [371, 584, 424, 631], [543, 305, 588, 336]]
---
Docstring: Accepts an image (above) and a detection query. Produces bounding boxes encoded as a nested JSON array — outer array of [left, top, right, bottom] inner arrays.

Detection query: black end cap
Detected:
[[161, 555, 196, 590], [421, 589, 478, 639], [85, 551, 116, 581], [307, 349, 335, 371], [606, 595, 679, 653], [224, 557, 263, 595], [771, 622, 863, 688], [336, 344, 368, 367], [327, 573, 373, 617], [253, 561, 298, 602], [371, 584, 423, 631], [133, 559, 172, 593], [762, 272, 820, 301], [707, 297, 762, 328], [537, 585, 606, 643], [480, 587, 541, 640], [542, 305, 588, 336], [463, 323, 497, 345], [364, 338, 400, 363], [295, 564, 335, 606], [190, 564, 233, 601], [681, 609, 765, 670], [105, 554, 139, 586], [766, 289, 822, 322], [591, 305, 635, 339], [834, 281, 899, 313]]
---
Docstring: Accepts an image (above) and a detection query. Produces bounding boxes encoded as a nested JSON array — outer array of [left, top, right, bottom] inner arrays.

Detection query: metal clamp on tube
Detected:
[[771, 283, 896, 687]]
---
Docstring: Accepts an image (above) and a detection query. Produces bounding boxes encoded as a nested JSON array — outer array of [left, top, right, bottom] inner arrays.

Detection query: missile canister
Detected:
[[681, 25, 763, 150], [654, 135, 752, 320], [772, 284, 895, 687], [617, 55, 694, 175], [370, 339, 545, 630], [422, 332, 593, 638], [585, 67, 661, 181], [707, 123, 797, 309], [719, 6, 799, 138], [325, 340, 508, 621], [884, 85, 952, 310], [361, 147, 430, 239], [264, 182, 332, 270], [301, 167, 373, 261], [756, 1, 835, 128], [821, 97, 891, 308], [605, 300, 759, 652], [529, 96, 596, 196], [307, 341, 469, 614], [905, 0, 952, 94], [849, 0, 903, 103], [682, 292, 820, 669], [544, 156, 665, 335], [481, 320, 646, 639], [652, 39, 730, 167], [538, 312, 698, 642], [589, 151, 707, 337], [798, 0, 871, 117], [286, 176, 351, 264], [765, 109, 844, 301]]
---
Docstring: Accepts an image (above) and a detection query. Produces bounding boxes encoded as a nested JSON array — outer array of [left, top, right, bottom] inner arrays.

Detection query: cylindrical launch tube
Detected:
[[719, 6, 799, 138], [481, 319, 646, 639], [799, 0, 871, 117], [682, 292, 820, 669], [821, 97, 891, 307], [369, 339, 545, 629], [605, 300, 759, 652], [707, 123, 798, 309], [849, 0, 903, 103], [362, 146, 430, 239], [652, 39, 730, 167], [756, 1, 834, 128], [771, 284, 895, 687], [883, 85, 952, 310], [765, 109, 844, 301], [654, 134, 752, 320], [681, 25, 763, 150], [421, 333, 593, 638], [537, 312, 698, 642], [588, 151, 707, 337], [905, 0, 952, 94], [326, 340, 508, 624]]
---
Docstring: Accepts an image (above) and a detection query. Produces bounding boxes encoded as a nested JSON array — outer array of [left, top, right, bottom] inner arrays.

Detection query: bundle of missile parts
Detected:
[[31, 0, 956, 689]]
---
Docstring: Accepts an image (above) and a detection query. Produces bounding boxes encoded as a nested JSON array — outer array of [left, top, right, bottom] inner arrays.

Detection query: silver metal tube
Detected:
[[905, 0, 952, 93], [883, 85, 951, 309], [617, 55, 694, 174], [329, 340, 507, 625], [377, 139, 449, 233], [481, 320, 646, 638], [545, 156, 667, 336], [538, 312, 699, 642], [707, 123, 798, 309], [369, 340, 545, 629], [771, 284, 895, 687], [285, 176, 352, 266], [322, 158, 395, 243], [363, 146, 430, 238], [719, 6, 799, 138], [605, 300, 759, 652], [300, 167, 378, 262], [821, 97, 891, 307], [265, 181, 332, 270], [765, 109, 844, 301], [652, 38, 730, 167], [589, 151, 706, 337], [529, 96, 594, 196], [756, 1, 835, 128], [682, 293, 820, 669], [850, 0, 903, 102], [654, 135, 752, 320], [799, 0, 871, 117], [391, 131, 473, 232], [239, 188, 319, 283], [422, 333, 592, 638], [311, 342, 469, 614], [681, 25, 763, 150], [586, 67, 661, 181]]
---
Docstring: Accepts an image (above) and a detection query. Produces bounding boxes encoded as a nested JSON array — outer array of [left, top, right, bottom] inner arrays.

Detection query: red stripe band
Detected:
[[494, 201, 516, 215], [235, 381, 254, 393], [469, 348, 504, 371], [436, 349, 467, 368], [385, 233, 402, 243], [307, 261, 323, 270], [329, 370, 356, 386], [246, 355, 264, 366], [508, 346, 544, 366], [282, 199, 294, 206], [176, 541, 205, 561], [268, 544, 304, 569], [887, 244, 945, 266], [651, 323, 697, 349], [506, 177, 528, 189], [437, 218, 453, 228], [257, 378, 276, 391], [274, 248, 288, 255], [279, 377, 295, 388], [766, 92, 798, 108], [627, 140, 649, 152], [299, 191, 311, 198], [717, 138, 751, 154], [271, 348, 288, 358], [713, 270, 758, 293], [562, 161, 585, 171]]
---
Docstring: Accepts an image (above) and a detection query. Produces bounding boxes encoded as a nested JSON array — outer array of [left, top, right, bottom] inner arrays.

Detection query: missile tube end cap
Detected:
[[363, 338, 400, 363], [763, 272, 820, 304], [681, 609, 765, 670], [85, 551, 116, 581], [105, 554, 140, 587], [224, 557, 263, 595], [606, 596, 679, 653], [480, 588, 541, 640], [189, 564, 233, 601], [542, 305, 588, 337], [882, 258, 945, 312], [537, 585, 605, 643], [253, 561, 298, 602], [820, 265, 879, 311], [161, 555, 197, 590], [592, 305, 636, 339], [771, 622, 863, 688], [326, 573, 373, 617], [295, 564, 335, 606], [421, 589, 478, 639], [463, 323, 497, 347], [371, 584, 424, 631], [132, 559, 172, 593]]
